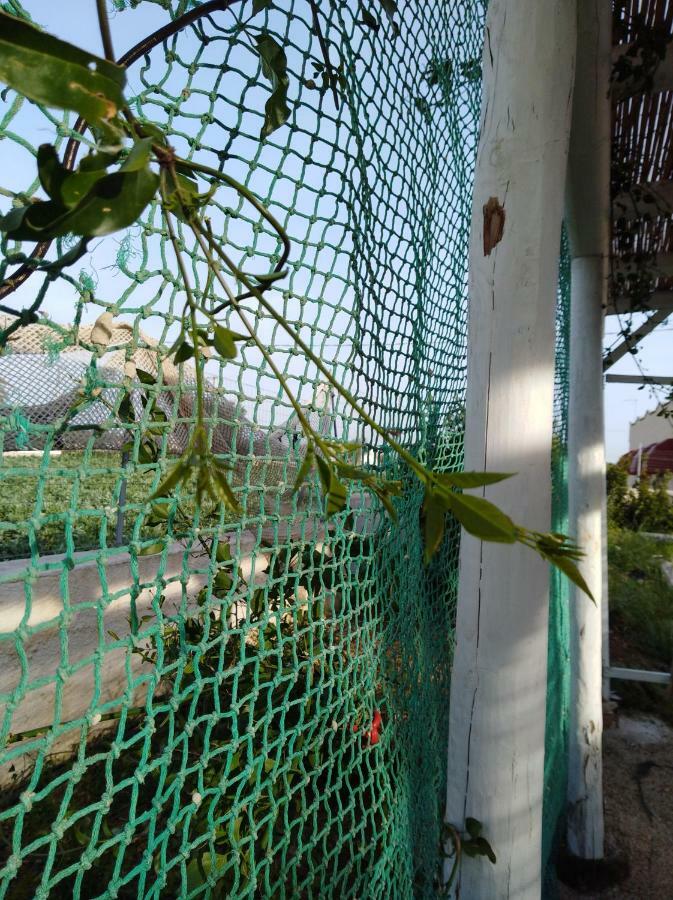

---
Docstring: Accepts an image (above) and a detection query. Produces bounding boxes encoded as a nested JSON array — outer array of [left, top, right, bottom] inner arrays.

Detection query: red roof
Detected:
[[625, 439, 673, 476]]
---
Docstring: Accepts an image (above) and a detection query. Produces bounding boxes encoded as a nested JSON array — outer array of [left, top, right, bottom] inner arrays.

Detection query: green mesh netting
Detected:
[[0, 1, 572, 897], [542, 230, 572, 898], [0, 2, 485, 897]]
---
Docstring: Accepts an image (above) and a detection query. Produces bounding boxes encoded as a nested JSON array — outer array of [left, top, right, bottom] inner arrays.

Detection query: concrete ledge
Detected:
[[0, 495, 378, 785], [0, 535, 271, 785]]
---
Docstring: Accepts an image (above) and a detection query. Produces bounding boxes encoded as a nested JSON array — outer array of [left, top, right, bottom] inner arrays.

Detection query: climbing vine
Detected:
[[0, 1, 591, 594]]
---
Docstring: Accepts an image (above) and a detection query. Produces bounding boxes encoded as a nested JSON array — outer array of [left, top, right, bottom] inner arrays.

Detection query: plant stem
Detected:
[[177, 158, 290, 306], [184, 160, 289, 253], [190, 218, 426, 480], [161, 181, 205, 433], [308, 0, 340, 107], [95, 0, 116, 62], [0, 275, 51, 349], [190, 222, 322, 450]]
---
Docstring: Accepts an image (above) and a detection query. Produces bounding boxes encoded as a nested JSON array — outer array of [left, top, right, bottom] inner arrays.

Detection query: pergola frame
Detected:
[[444, 0, 673, 895]]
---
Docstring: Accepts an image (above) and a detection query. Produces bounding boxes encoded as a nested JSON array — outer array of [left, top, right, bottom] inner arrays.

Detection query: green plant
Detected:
[[607, 462, 673, 533], [0, 2, 592, 596], [439, 816, 496, 895], [608, 526, 673, 665], [607, 525, 673, 723], [0, 451, 158, 558]]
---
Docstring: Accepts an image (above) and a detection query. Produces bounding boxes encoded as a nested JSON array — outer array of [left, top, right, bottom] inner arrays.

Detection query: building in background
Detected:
[[623, 402, 673, 485]]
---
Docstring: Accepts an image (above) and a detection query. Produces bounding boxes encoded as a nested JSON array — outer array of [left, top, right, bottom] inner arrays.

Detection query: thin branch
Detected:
[[96, 0, 116, 62], [190, 220, 320, 448], [190, 217, 426, 479], [161, 180, 206, 431], [308, 0, 340, 107]]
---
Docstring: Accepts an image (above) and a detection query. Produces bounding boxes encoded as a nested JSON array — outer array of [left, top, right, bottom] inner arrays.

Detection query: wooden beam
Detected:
[[445, 0, 576, 895], [612, 41, 673, 103], [603, 308, 670, 370], [605, 373, 673, 385], [606, 290, 673, 315], [565, 0, 611, 862], [613, 179, 673, 222]]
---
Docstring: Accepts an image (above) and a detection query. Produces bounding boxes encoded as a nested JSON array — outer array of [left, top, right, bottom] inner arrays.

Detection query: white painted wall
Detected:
[[630, 404, 673, 450]]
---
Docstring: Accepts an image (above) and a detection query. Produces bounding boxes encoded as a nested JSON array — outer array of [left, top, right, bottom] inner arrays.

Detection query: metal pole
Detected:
[[115, 450, 129, 546]]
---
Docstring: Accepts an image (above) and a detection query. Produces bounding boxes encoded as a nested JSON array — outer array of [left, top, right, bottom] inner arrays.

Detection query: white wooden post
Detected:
[[565, 0, 611, 861], [445, 1, 577, 897]]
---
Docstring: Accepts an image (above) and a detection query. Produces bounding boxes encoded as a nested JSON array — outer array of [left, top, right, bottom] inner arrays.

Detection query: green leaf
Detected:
[[162, 167, 197, 215], [547, 552, 595, 603], [379, 0, 397, 17], [423, 489, 446, 564], [60, 171, 108, 208], [135, 368, 156, 385], [438, 471, 515, 490], [149, 500, 171, 521], [138, 541, 165, 556], [373, 483, 399, 523], [253, 33, 290, 139], [173, 339, 194, 363], [445, 491, 517, 543], [138, 437, 158, 464], [37, 144, 103, 208], [0, 11, 126, 135], [186, 853, 227, 891], [2, 166, 159, 241], [210, 466, 242, 513], [58, 166, 159, 237], [252, 269, 287, 284], [42, 237, 90, 272], [79, 148, 122, 172], [121, 138, 154, 172], [0, 200, 62, 241], [315, 454, 332, 493], [137, 121, 168, 146], [0, 206, 29, 235], [463, 836, 496, 865], [326, 474, 347, 516], [151, 460, 189, 500], [360, 8, 380, 30], [37, 144, 68, 203], [314, 454, 347, 516], [334, 461, 369, 481], [73, 823, 90, 846], [293, 447, 315, 493], [251, 588, 266, 617], [465, 817, 482, 839], [213, 569, 233, 594], [118, 395, 134, 423], [215, 540, 232, 563], [213, 325, 243, 360]]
